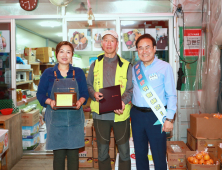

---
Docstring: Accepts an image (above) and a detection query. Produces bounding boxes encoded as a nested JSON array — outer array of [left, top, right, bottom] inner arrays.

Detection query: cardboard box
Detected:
[[94, 158, 115, 169], [79, 147, 92, 157], [35, 47, 52, 63], [190, 113, 222, 139], [167, 141, 190, 169], [186, 151, 220, 170], [21, 109, 40, 126], [187, 129, 222, 157], [0, 130, 8, 157], [24, 48, 36, 63], [93, 126, 114, 138], [22, 133, 40, 150], [84, 119, 93, 137], [79, 157, 93, 167], [84, 112, 90, 119], [22, 122, 39, 138], [93, 147, 115, 159], [217, 144, 222, 161], [93, 137, 115, 148], [85, 136, 92, 147]]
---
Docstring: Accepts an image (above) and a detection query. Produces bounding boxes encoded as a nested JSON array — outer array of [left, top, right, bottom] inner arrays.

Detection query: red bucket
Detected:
[[0, 108, 13, 115]]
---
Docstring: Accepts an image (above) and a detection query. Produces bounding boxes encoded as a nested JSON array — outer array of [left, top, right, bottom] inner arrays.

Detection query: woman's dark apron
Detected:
[[45, 70, 84, 150]]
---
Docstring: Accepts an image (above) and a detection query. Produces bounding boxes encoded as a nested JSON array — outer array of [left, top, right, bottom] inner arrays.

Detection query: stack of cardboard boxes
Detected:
[[21, 109, 40, 150], [186, 113, 222, 170], [79, 119, 93, 168], [24, 47, 54, 64], [93, 126, 116, 169]]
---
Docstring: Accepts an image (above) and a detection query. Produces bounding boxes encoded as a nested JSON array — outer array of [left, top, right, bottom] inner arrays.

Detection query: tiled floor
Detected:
[[11, 156, 98, 170]]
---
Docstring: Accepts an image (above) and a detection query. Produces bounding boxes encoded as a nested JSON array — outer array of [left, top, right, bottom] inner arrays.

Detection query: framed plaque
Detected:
[[53, 92, 77, 109]]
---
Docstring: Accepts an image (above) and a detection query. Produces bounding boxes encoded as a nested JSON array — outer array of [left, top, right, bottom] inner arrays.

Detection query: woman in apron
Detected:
[[37, 41, 89, 170]]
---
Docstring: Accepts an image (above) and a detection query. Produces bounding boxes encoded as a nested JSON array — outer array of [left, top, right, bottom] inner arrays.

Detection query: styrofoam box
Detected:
[[22, 122, 39, 138], [39, 123, 47, 143], [16, 64, 31, 69], [22, 133, 40, 150]]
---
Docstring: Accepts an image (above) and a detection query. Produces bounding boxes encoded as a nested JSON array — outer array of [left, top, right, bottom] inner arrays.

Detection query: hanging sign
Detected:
[[183, 29, 204, 56]]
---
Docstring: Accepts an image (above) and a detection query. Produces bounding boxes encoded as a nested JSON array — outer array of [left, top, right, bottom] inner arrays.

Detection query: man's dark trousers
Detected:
[[130, 106, 167, 170]]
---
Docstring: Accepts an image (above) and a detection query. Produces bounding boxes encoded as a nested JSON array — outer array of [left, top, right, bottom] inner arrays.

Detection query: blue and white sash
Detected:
[[134, 62, 167, 125]]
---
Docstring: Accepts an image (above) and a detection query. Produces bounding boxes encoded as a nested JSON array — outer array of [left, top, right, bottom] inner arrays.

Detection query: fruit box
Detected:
[[79, 157, 93, 168], [35, 47, 52, 63], [22, 133, 40, 150], [79, 147, 92, 158], [167, 141, 190, 169], [187, 129, 222, 157], [21, 109, 40, 126], [217, 144, 222, 161], [186, 151, 220, 170], [22, 122, 39, 138], [84, 136, 92, 147], [84, 119, 93, 137], [190, 113, 222, 139], [0, 130, 8, 157]]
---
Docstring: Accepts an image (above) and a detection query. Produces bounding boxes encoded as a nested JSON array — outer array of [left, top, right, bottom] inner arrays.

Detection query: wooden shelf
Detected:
[[30, 62, 40, 65], [16, 96, 37, 106], [40, 63, 54, 66], [34, 75, 40, 80], [16, 80, 33, 86], [16, 69, 33, 72]]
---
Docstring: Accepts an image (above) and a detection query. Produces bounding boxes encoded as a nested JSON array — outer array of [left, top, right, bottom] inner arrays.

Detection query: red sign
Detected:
[[184, 29, 204, 56]]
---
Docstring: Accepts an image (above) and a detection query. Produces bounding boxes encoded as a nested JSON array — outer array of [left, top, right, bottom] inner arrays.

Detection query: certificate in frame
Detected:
[[54, 92, 77, 109]]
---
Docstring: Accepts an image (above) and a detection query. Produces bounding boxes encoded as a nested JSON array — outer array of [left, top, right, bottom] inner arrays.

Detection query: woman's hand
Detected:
[[76, 97, 86, 110], [45, 98, 56, 110]]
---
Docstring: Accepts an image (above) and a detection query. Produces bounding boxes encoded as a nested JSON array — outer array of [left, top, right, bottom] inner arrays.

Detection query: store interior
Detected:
[[1, 0, 222, 169]]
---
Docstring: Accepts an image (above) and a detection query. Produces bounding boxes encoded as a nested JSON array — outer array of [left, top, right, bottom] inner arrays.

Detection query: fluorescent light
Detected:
[[121, 21, 136, 26], [39, 21, 62, 27]]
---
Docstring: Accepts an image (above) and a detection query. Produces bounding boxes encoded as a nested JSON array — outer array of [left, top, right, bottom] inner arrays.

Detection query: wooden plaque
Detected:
[[53, 92, 77, 109]]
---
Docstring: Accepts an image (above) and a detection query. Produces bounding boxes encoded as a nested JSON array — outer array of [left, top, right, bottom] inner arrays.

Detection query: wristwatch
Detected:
[[165, 118, 174, 123]]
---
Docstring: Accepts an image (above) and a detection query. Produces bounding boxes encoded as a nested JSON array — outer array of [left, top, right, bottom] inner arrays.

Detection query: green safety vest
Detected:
[[90, 53, 131, 122]]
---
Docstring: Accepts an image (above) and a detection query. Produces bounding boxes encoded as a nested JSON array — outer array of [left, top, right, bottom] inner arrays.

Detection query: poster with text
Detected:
[[0, 31, 10, 53], [69, 29, 91, 51], [156, 28, 168, 50], [92, 28, 115, 51], [183, 29, 204, 56], [122, 29, 144, 51]]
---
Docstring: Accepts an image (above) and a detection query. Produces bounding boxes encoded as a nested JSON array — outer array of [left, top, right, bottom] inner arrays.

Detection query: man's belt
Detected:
[[133, 105, 167, 113]]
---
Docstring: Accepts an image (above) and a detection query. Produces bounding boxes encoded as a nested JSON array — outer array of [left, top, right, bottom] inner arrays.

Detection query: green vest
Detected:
[[90, 53, 131, 122]]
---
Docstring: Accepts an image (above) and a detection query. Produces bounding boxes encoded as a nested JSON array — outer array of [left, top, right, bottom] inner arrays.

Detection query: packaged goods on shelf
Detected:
[[0, 130, 8, 157]]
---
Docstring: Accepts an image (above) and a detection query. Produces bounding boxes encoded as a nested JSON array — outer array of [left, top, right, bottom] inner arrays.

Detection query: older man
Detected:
[[87, 30, 132, 170], [131, 34, 177, 170]]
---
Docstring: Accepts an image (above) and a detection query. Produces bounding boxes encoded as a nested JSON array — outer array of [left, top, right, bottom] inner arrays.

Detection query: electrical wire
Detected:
[[173, 9, 200, 64]]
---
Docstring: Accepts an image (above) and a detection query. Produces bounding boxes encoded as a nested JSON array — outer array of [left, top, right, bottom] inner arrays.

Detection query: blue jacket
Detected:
[[37, 63, 89, 107]]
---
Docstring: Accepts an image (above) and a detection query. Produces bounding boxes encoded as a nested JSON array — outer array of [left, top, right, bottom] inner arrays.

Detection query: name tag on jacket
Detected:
[[149, 73, 158, 81]]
